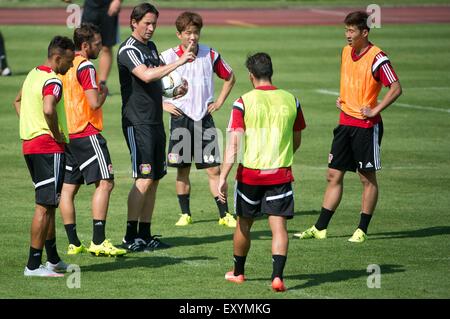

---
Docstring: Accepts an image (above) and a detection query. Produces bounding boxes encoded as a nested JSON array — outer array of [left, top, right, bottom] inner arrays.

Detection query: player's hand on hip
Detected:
[[360, 106, 376, 118], [217, 178, 228, 203], [207, 102, 221, 114], [336, 96, 343, 110], [163, 102, 183, 117]]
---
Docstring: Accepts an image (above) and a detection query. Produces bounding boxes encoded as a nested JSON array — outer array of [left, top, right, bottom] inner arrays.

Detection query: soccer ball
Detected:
[[161, 70, 184, 98]]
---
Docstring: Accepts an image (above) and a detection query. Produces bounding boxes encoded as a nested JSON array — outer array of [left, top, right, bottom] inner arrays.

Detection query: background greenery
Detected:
[[0, 20, 449, 298]]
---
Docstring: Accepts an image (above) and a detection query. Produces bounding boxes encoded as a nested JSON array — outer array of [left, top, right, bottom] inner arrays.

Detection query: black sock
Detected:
[[0, 56, 6, 70], [315, 207, 335, 230], [358, 212, 373, 234], [92, 220, 106, 245], [125, 220, 138, 242], [27, 247, 43, 270], [0, 33, 7, 70], [177, 194, 191, 216], [45, 238, 60, 264], [64, 224, 81, 246], [233, 255, 246, 276], [272, 255, 287, 280], [138, 222, 151, 241], [215, 196, 229, 218]]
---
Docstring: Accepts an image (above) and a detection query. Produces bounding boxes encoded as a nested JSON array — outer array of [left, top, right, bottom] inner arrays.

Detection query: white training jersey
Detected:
[[160, 44, 232, 121]]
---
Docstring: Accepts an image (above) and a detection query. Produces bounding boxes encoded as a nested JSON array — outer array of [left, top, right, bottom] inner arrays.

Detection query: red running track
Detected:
[[1, 6, 450, 26]]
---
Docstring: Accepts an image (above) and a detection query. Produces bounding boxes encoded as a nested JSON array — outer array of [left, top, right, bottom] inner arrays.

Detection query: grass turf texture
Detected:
[[0, 23, 449, 298]]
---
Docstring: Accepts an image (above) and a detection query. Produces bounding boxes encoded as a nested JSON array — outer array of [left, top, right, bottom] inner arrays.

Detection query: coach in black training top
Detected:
[[118, 34, 162, 126], [117, 3, 195, 252]]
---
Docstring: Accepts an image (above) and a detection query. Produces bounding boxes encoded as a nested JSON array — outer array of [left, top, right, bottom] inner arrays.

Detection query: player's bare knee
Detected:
[[96, 179, 114, 192], [135, 178, 154, 193], [326, 170, 343, 185], [62, 184, 80, 197], [359, 171, 378, 187], [36, 204, 55, 216], [103, 179, 115, 192], [361, 178, 378, 189]]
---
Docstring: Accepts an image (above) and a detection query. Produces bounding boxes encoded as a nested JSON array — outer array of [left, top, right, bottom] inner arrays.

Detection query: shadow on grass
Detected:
[[80, 255, 217, 272], [183, 210, 320, 225], [328, 226, 450, 240], [369, 226, 450, 240], [248, 264, 405, 290], [162, 230, 273, 247], [188, 218, 218, 224]]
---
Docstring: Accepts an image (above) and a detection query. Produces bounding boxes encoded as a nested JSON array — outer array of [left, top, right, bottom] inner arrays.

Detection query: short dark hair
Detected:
[[47, 35, 75, 58], [245, 52, 273, 80], [130, 3, 159, 31], [175, 12, 203, 33], [73, 23, 101, 50], [344, 11, 370, 32]]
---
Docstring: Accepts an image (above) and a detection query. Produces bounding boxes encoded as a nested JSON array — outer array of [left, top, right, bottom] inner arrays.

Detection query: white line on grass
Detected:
[[315, 89, 450, 114], [404, 87, 449, 90], [316, 89, 339, 96], [395, 102, 450, 113]]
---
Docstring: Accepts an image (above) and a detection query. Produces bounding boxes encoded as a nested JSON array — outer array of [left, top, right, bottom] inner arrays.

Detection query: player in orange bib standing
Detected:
[[59, 23, 126, 257], [294, 11, 402, 243]]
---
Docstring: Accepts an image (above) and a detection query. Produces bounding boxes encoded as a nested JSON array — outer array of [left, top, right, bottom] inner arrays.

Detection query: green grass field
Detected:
[[0, 22, 449, 299]]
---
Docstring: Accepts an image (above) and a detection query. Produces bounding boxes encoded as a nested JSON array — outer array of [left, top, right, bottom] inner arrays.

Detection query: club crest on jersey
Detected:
[[140, 164, 152, 175], [328, 153, 333, 164], [168, 153, 179, 164]]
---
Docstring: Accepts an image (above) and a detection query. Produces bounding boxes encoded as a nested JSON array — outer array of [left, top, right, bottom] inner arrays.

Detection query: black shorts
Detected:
[[167, 113, 221, 169], [235, 182, 294, 219], [64, 134, 114, 185], [82, 4, 119, 47], [25, 153, 65, 207], [328, 123, 384, 172], [123, 124, 167, 180]]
